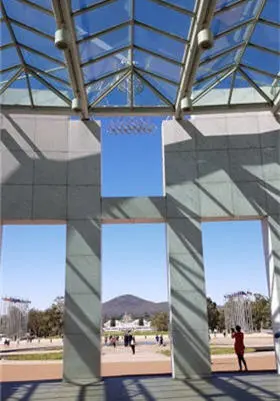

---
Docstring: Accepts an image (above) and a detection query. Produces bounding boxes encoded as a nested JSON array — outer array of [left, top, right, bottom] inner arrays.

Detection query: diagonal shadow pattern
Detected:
[[1, 112, 280, 400]]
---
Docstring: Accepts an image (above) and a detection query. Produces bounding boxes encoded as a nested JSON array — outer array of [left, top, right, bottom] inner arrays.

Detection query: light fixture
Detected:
[[55, 28, 69, 50], [197, 28, 214, 50]]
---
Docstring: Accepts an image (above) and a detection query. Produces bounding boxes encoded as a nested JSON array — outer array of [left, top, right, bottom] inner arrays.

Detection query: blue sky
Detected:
[[0, 117, 268, 310]]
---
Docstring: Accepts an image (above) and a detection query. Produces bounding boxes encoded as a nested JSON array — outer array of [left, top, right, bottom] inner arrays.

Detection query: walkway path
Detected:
[[1, 352, 276, 382]]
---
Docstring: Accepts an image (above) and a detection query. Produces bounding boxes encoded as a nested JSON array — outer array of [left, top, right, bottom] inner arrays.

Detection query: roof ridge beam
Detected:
[[175, 0, 218, 119], [52, 0, 89, 119]]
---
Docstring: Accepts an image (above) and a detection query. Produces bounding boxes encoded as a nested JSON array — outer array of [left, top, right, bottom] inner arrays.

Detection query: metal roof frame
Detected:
[[52, 0, 89, 119], [0, 0, 279, 118]]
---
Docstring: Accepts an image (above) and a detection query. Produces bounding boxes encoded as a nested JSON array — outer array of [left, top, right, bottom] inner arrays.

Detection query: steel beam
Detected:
[[0, 67, 23, 96], [52, 0, 88, 119], [90, 70, 131, 107], [17, 0, 53, 15], [238, 67, 273, 105], [134, 45, 183, 66], [73, 0, 117, 16], [175, 0, 217, 119], [134, 69, 174, 106], [248, 42, 280, 57], [0, 102, 271, 116], [272, 90, 280, 114], [233, 0, 267, 70], [239, 63, 280, 80], [148, 0, 194, 17], [192, 67, 235, 104]]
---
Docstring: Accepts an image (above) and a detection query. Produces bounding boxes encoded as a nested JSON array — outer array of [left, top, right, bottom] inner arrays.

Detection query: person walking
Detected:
[[130, 336, 136, 355], [231, 326, 248, 372], [159, 335, 163, 346]]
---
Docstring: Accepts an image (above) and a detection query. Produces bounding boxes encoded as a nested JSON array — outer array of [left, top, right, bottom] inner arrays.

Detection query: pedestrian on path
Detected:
[[130, 336, 136, 355], [231, 325, 248, 372]]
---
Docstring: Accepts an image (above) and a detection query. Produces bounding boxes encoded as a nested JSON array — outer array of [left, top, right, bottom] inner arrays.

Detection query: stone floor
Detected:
[[1, 373, 280, 401]]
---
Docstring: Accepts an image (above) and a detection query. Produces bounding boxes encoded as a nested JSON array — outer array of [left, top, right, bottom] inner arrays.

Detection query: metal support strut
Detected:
[[52, 0, 89, 119], [175, 0, 217, 119]]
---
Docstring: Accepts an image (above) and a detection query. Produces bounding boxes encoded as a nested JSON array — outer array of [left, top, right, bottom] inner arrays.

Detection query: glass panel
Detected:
[[0, 67, 20, 90], [79, 25, 130, 64], [21, 48, 64, 73], [261, 0, 280, 24], [192, 71, 228, 98], [0, 72, 30, 105], [231, 71, 266, 104], [83, 50, 129, 83], [1, 21, 12, 46], [4, 0, 56, 36], [251, 22, 280, 52], [75, 0, 130, 40], [133, 74, 167, 106], [212, 0, 262, 35], [72, 0, 104, 12], [216, 0, 241, 11], [201, 24, 250, 62], [12, 24, 64, 62], [134, 48, 181, 83], [28, 74, 69, 106], [134, 25, 185, 63], [137, 70, 178, 103], [242, 46, 280, 75], [28, 0, 52, 10], [87, 71, 128, 104], [196, 49, 239, 81], [242, 67, 276, 100], [135, 0, 191, 39], [194, 74, 233, 106], [35, 73, 73, 100], [95, 76, 130, 107], [162, 0, 196, 12], [42, 67, 71, 83], [0, 47, 21, 70]]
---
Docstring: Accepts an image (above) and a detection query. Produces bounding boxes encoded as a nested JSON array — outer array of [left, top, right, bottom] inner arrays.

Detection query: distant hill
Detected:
[[102, 295, 168, 318]]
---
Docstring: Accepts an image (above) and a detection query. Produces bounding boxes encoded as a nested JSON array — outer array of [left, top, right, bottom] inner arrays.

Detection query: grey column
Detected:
[[63, 120, 101, 384], [63, 219, 101, 383], [167, 217, 211, 379], [262, 216, 280, 374]]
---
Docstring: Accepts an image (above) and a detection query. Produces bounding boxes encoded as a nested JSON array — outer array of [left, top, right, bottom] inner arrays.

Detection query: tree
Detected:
[[217, 308, 225, 331], [138, 317, 144, 326], [252, 294, 271, 331], [207, 297, 220, 331], [151, 312, 169, 332]]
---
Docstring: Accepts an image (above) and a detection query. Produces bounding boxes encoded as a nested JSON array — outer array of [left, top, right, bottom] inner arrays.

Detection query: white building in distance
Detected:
[[103, 313, 152, 332]]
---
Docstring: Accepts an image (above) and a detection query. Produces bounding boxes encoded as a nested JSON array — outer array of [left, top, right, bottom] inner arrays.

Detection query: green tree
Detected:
[[207, 297, 220, 331], [252, 294, 271, 331], [217, 308, 225, 331], [151, 312, 169, 332]]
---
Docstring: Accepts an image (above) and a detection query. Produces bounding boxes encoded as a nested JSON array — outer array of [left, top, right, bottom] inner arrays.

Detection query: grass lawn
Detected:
[[158, 347, 256, 358], [4, 347, 256, 361], [4, 352, 63, 361]]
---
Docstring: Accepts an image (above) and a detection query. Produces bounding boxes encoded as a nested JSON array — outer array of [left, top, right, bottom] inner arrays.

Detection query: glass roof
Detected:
[[0, 0, 279, 118]]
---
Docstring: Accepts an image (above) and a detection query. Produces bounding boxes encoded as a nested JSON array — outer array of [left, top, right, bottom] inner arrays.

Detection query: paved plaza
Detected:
[[1, 373, 280, 401]]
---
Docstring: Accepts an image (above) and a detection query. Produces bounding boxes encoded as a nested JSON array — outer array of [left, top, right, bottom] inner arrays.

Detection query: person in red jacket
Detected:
[[231, 325, 248, 372]]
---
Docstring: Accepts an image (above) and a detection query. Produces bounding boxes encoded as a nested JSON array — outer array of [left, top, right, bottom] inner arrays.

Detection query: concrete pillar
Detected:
[[63, 120, 101, 384], [262, 216, 280, 374], [167, 217, 211, 379], [63, 219, 101, 384]]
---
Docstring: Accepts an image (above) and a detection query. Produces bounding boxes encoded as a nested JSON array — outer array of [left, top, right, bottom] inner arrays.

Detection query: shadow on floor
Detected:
[[1, 372, 280, 401]]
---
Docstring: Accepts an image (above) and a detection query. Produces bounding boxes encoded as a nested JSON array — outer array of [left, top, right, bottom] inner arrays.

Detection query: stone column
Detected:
[[167, 217, 211, 379], [262, 216, 280, 374], [63, 120, 101, 384]]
